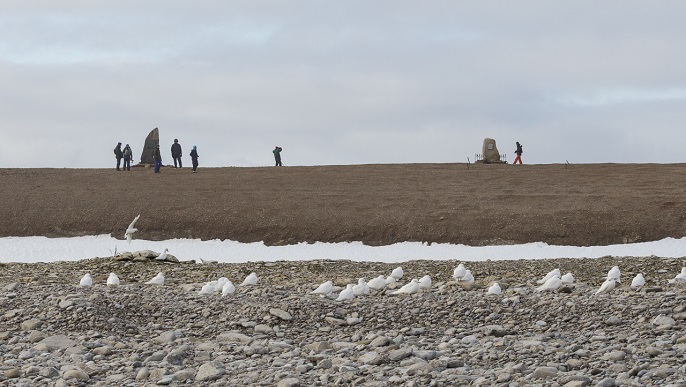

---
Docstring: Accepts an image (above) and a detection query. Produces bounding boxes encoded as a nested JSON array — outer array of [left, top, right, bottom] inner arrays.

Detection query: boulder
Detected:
[[139, 127, 159, 165], [482, 138, 504, 163]]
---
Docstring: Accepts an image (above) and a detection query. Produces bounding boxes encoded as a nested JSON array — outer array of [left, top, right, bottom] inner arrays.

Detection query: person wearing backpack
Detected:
[[190, 145, 199, 173], [122, 144, 133, 171], [114, 142, 124, 171], [513, 141, 524, 164]]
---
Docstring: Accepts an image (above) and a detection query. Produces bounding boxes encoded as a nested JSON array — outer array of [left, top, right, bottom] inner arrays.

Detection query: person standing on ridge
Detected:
[[114, 142, 123, 171], [513, 141, 524, 164], [171, 139, 182, 168], [122, 144, 133, 171], [152, 144, 162, 173], [190, 145, 199, 173], [273, 146, 283, 166]]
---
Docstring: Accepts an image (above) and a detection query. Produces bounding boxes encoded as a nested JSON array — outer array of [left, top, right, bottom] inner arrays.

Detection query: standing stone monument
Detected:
[[139, 127, 159, 165], [482, 138, 504, 163]]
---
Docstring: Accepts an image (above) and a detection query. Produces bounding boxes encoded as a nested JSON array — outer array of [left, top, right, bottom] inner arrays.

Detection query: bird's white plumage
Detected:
[[336, 284, 355, 301], [393, 279, 420, 295], [368, 275, 386, 290], [240, 272, 258, 286], [418, 275, 432, 289], [607, 266, 621, 283], [453, 264, 466, 280], [536, 275, 561, 292], [199, 282, 215, 295], [124, 214, 140, 244], [311, 280, 334, 296], [487, 283, 502, 295], [668, 267, 686, 284], [106, 272, 120, 286], [461, 269, 475, 283], [215, 277, 229, 292], [560, 272, 575, 284], [390, 267, 403, 280], [145, 272, 165, 285], [352, 278, 369, 295], [537, 268, 561, 284], [596, 278, 617, 294], [221, 280, 236, 296], [630, 273, 645, 289], [79, 273, 92, 287], [384, 276, 397, 285], [156, 248, 169, 261]]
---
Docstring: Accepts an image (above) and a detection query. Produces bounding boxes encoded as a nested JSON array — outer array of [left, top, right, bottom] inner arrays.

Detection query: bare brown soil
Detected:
[[1, 163, 686, 246]]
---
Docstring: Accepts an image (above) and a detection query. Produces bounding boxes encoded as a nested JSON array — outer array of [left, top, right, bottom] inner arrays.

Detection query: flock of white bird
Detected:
[[76, 215, 686, 300]]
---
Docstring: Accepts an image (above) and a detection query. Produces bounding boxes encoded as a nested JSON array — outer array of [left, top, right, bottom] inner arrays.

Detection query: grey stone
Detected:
[[140, 127, 159, 165], [370, 336, 391, 347], [277, 378, 300, 387], [270, 308, 293, 321], [39, 334, 76, 351], [195, 363, 223, 381], [153, 330, 178, 345], [388, 347, 413, 362], [62, 369, 90, 381], [533, 366, 558, 379], [20, 319, 42, 331], [217, 331, 253, 343]]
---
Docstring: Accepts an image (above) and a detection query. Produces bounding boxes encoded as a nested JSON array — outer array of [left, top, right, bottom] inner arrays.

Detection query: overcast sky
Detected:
[[1, 1, 685, 168]]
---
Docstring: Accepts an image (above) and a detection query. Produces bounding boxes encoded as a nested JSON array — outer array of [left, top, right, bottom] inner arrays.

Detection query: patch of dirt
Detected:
[[1, 163, 686, 246]]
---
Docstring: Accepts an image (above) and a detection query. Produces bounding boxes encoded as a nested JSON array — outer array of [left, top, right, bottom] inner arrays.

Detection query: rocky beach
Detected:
[[1, 164, 686, 386]]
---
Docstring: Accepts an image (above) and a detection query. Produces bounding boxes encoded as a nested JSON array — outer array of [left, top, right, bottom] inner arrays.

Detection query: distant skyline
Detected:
[[1, 1, 685, 168]]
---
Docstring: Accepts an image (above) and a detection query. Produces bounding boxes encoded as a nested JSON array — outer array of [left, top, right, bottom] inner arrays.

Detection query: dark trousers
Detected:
[[116, 157, 122, 170], [192, 158, 198, 171], [154, 159, 162, 173], [123, 158, 131, 171], [173, 157, 182, 168], [275, 158, 282, 166]]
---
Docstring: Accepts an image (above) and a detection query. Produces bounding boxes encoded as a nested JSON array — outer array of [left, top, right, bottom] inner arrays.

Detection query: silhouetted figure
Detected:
[[114, 142, 123, 171], [153, 144, 162, 173], [171, 139, 182, 168], [123, 144, 133, 171], [513, 141, 523, 164], [190, 145, 199, 173], [273, 146, 283, 166]]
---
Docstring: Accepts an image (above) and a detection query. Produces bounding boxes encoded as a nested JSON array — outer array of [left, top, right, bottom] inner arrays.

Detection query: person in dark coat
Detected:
[[171, 139, 182, 168], [152, 144, 162, 173], [273, 146, 283, 166], [513, 141, 523, 164], [114, 142, 123, 171], [122, 144, 133, 171], [190, 145, 199, 173]]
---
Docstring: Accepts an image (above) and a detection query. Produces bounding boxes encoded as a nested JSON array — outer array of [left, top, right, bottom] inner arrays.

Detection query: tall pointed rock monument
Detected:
[[140, 127, 159, 165]]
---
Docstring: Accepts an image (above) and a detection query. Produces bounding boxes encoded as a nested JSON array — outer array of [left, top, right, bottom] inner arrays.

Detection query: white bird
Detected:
[[596, 278, 618, 294], [384, 276, 397, 285], [630, 273, 645, 290], [310, 280, 334, 296], [198, 257, 218, 264], [453, 264, 466, 280], [79, 274, 93, 287], [560, 272, 575, 284], [536, 275, 561, 292], [461, 269, 475, 284], [199, 282, 215, 295], [537, 268, 561, 284], [214, 277, 229, 292], [106, 272, 120, 286], [124, 214, 141, 244], [390, 267, 404, 280], [240, 272, 258, 286], [418, 275, 432, 289], [668, 267, 686, 284], [336, 284, 355, 301], [392, 279, 420, 295], [368, 275, 386, 290], [145, 272, 165, 285], [221, 280, 236, 296], [156, 248, 169, 261], [607, 266, 621, 283], [352, 278, 370, 295], [487, 282, 502, 295]]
